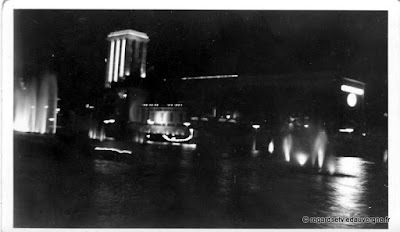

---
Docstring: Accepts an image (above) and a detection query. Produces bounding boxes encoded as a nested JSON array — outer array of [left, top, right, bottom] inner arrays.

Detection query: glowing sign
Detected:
[[94, 147, 132, 154], [341, 85, 364, 95]]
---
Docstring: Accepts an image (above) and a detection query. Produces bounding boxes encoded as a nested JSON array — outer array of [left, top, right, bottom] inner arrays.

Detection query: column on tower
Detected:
[[106, 39, 116, 86]]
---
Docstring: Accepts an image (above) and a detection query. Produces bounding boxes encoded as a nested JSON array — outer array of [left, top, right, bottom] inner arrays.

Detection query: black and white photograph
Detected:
[[1, 1, 398, 230]]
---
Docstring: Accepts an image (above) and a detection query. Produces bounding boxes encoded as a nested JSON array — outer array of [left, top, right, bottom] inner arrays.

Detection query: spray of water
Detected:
[[14, 74, 58, 134], [283, 134, 292, 162], [312, 130, 328, 169]]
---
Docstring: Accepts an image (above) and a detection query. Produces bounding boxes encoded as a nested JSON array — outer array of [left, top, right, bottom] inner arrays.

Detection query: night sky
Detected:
[[14, 10, 387, 126]]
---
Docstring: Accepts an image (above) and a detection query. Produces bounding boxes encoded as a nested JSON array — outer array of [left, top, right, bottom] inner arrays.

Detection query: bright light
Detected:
[[147, 119, 154, 125], [162, 128, 194, 143], [56, 108, 60, 112], [283, 135, 292, 162], [200, 117, 208, 121], [252, 124, 260, 129], [304, 124, 309, 128], [94, 147, 132, 154], [341, 85, 364, 95], [181, 74, 238, 80], [226, 115, 231, 119], [103, 119, 115, 124], [191, 117, 198, 121], [347, 93, 357, 107], [296, 152, 308, 166], [268, 140, 274, 153], [122, 93, 127, 98], [146, 134, 150, 138], [362, 133, 366, 137], [44, 105, 49, 109], [183, 122, 191, 127], [48, 118, 54, 122], [339, 128, 354, 133]]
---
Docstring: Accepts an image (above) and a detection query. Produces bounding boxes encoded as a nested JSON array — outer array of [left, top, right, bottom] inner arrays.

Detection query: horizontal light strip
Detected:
[[94, 147, 132, 154], [181, 74, 238, 80], [108, 30, 149, 40], [341, 85, 364, 95], [339, 128, 354, 133]]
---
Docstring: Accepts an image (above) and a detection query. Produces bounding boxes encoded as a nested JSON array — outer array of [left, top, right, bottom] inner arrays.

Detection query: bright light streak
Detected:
[[296, 152, 308, 166], [119, 39, 126, 77], [108, 40, 115, 83], [162, 128, 194, 142], [347, 93, 357, 107], [147, 119, 154, 125], [252, 124, 260, 129], [181, 74, 238, 80], [113, 39, 121, 82], [268, 140, 274, 153], [94, 147, 132, 154], [341, 85, 364, 95], [339, 128, 354, 133], [183, 122, 191, 127]]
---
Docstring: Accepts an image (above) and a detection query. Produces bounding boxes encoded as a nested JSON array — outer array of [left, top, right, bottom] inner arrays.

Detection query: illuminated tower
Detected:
[[105, 29, 150, 87]]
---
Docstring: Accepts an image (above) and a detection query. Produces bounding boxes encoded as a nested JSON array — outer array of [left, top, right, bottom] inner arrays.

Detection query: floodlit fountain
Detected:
[[14, 73, 58, 134]]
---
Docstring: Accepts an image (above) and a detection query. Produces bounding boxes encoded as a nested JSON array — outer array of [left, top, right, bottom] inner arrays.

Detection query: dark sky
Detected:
[[14, 10, 387, 120]]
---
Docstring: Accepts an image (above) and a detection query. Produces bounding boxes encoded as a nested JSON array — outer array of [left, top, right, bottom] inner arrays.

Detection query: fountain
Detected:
[[14, 73, 58, 134]]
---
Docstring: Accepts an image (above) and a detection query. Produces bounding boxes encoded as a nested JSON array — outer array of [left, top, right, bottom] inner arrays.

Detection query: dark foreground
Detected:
[[14, 132, 388, 228]]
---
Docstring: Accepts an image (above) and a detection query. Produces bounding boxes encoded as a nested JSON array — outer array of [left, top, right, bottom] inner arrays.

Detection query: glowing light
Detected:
[[119, 39, 126, 77], [191, 117, 199, 121], [56, 108, 60, 112], [146, 134, 150, 138], [147, 119, 154, 125], [341, 85, 364, 95], [107, 40, 115, 83], [162, 128, 194, 143], [103, 119, 115, 124], [339, 128, 354, 133], [44, 105, 49, 109], [283, 135, 292, 162], [383, 150, 388, 163], [183, 122, 191, 127], [304, 124, 309, 128], [327, 161, 336, 175], [296, 152, 308, 166], [94, 147, 132, 154], [108, 29, 149, 40], [362, 133, 366, 136], [252, 124, 260, 129], [268, 140, 274, 153], [312, 130, 327, 168], [200, 117, 208, 121], [48, 118, 54, 122], [181, 74, 238, 80], [113, 39, 121, 82], [347, 93, 357, 107], [122, 93, 127, 98], [226, 115, 231, 119]]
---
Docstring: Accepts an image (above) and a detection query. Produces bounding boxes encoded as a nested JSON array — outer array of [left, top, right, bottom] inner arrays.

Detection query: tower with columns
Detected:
[[105, 29, 150, 88]]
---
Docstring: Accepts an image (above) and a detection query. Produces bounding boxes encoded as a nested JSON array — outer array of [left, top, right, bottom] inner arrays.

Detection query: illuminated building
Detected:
[[105, 30, 149, 88]]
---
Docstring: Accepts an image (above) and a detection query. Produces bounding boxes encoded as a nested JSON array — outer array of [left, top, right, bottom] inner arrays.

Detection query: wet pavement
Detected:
[[14, 133, 388, 228]]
